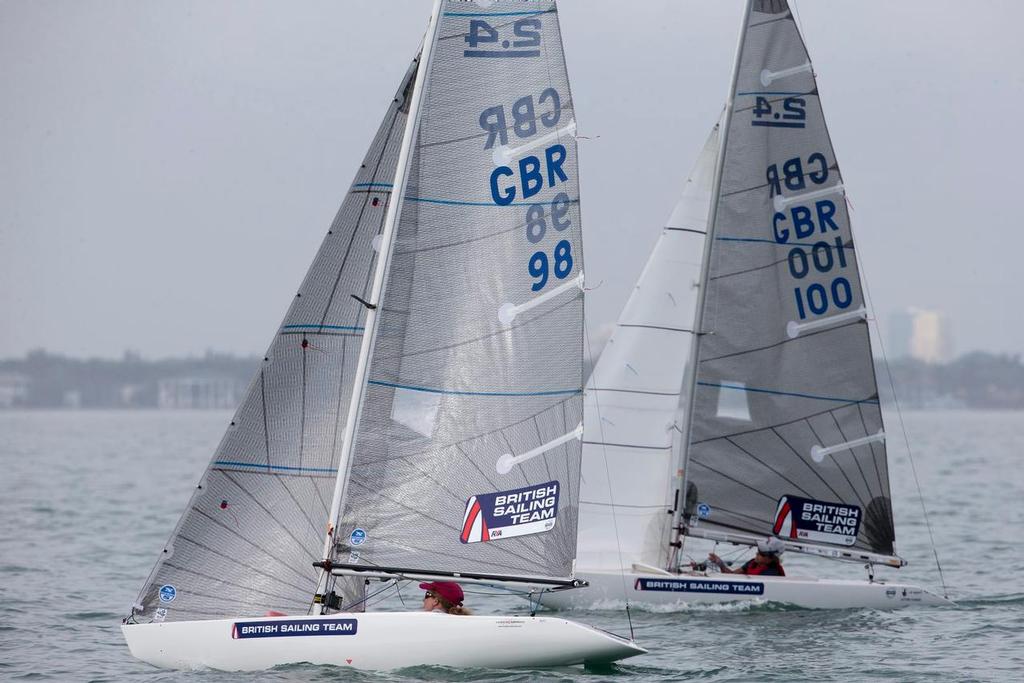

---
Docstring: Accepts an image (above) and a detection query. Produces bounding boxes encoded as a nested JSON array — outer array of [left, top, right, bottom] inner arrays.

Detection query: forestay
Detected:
[[683, 0, 897, 560], [130, 59, 422, 623], [577, 125, 719, 572], [335, 0, 585, 583]]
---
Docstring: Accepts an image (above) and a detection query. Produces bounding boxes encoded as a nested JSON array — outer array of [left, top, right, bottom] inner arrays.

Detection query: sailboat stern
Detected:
[[121, 612, 645, 671]]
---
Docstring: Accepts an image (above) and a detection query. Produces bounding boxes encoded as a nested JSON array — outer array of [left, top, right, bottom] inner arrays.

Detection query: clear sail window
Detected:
[[716, 381, 751, 421], [390, 387, 441, 438]]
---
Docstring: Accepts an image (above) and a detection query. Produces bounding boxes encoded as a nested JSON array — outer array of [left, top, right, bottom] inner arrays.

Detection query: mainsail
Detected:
[[131, 59, 421, 623], [682, 0, 898, 562], [334, 0, 584, 583], [577, 124, 719, 572]]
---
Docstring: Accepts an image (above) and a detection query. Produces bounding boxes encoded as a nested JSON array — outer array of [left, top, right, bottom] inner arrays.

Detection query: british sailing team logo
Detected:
[[773, 494, 862, 546], [460, 481, 559, 544]]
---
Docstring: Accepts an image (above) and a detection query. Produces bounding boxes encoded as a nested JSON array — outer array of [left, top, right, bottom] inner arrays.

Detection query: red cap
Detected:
[[419, 581, 464, 605]]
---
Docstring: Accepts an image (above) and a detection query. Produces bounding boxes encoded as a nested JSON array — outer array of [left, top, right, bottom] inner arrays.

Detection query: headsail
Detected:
[[129, 58, 421, 623], [334, 0, 585, 584], [682, 0, 898, 561], [576, 124, 719, 572]]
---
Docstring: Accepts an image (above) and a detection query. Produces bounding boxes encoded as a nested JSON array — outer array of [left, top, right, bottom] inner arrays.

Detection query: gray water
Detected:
[[1, 410, 1021, 681]]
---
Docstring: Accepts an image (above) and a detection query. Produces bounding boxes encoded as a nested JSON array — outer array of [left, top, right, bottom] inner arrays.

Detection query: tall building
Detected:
[[888, 308, 954, 363]]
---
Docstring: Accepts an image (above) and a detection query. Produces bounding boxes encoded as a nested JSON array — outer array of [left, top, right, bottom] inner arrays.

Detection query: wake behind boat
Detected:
[[556, 0, 951, 612], [122, 0, 644, 671]]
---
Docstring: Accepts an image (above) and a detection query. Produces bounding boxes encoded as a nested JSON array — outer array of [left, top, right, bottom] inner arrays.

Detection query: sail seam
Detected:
[[367, 379, 580, 397], [582, 440, 671, 451], [697, 381, 879, 405], [618, 324, 694, 333], [699, 319, 860, 363], [666, 227, 706, 235], [214, 460, 336, 474]]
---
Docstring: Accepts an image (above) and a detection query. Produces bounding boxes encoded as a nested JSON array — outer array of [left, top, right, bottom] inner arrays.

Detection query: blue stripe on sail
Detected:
[[404, 196, 580, 208], [348, 187, 580, 208], [281, 324, 365, 332], [368, 380, 580, 398], [698, 381, 878, 405], [213, 460, 336, 474], [716, 236, 850, 248], [444, 10, 548, 17], [736, 91, 808, 96]]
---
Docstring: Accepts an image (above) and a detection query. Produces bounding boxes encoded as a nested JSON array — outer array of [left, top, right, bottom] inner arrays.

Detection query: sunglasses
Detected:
[[423, 592, 436, 601]]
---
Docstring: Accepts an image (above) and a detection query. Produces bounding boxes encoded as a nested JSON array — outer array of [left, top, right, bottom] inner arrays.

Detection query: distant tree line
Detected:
[[1, 348, 1022, 410], [0, 349, 258, 409]]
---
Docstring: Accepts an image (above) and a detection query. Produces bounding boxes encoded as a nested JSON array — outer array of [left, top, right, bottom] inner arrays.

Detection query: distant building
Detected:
[[0, 373, 30, 408], [888, 308, 954, 363], [158, 377, 240, 410]]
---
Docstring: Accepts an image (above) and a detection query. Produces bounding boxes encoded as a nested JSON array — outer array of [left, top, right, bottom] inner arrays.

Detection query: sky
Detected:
[[2, 0, 1022, 360]]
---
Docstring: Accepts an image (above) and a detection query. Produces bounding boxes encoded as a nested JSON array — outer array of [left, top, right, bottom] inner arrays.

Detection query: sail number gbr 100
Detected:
[[769, 153, 854, 320]]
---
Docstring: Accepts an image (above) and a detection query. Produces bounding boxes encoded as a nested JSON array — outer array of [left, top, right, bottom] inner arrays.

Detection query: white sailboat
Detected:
[[546, 0, 951, 611], [122, 0, 645, 670]]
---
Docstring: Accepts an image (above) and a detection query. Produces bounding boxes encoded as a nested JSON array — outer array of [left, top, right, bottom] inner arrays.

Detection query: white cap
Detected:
[[757, 537, 786, 556]]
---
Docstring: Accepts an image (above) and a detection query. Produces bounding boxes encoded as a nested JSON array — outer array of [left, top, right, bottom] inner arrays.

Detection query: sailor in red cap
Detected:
[[420, 581, 472, 615]]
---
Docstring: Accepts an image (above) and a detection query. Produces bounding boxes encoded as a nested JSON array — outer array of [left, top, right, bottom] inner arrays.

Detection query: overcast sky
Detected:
[[2, 0, 1022, 360]]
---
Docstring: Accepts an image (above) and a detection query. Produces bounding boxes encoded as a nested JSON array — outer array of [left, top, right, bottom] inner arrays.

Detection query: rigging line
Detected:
[[748, 13, 792, 30], [854, 402, 887, 497], [373, 295, 576, 363], [162, 561, 301, 605], [618, 324, 694, 333], [700, 318, 860, 363], [559, 399, 578, 515], [857, 252, 949, 597], [666, 227, 706, 234], [688, 458, 777, 502], [173, 529, 313, 594], [827, 410, 875, 504], [722, 435, 815, 499], [709, 238, 853, 282], [219, 471, 322, 564], [692, 399, 868, 445], [769, 426, 846, 502], [584, 321, 634, 641], [260, 369, 270, 466], [582, 441, 671, 451], [589, 387, 679, 397], [299, 342, 307, 470], [580, 501, 668, 510], [344, 475, 552, 565], [316, 83, 406, 329], [803, 420, 872, 512]]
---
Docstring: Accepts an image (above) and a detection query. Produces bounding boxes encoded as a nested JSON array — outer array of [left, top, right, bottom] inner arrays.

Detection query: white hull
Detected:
[[542, 569, 953, 610], [122, 611, 646, 671]]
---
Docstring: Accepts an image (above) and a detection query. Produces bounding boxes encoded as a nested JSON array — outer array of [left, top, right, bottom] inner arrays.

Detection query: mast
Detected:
[[668, 0, 753, 569], [315, 0, 445, 603]]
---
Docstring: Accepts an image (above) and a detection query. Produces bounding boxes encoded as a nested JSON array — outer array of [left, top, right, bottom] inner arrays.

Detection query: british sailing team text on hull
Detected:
[[122, 0, 645, 670]]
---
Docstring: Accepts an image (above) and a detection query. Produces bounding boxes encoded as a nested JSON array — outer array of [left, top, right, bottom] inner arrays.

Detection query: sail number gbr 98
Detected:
[[769, 153, 855, 320], [481, 89, 574, 293]]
